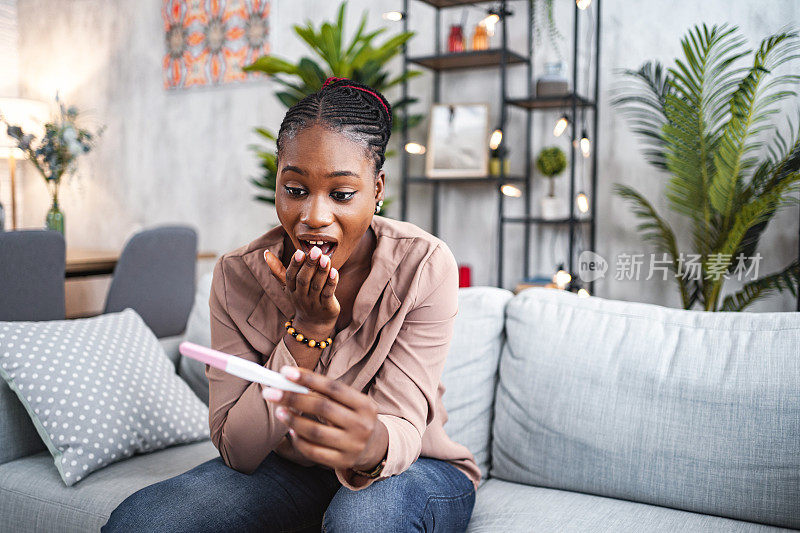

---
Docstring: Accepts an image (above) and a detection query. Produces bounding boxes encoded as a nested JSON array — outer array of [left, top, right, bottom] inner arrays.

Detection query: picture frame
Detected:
[[425, 103, 490, 178]]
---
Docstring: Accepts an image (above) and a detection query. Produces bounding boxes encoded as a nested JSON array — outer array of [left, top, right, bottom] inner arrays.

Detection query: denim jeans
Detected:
[[101, 451, 476, 533]]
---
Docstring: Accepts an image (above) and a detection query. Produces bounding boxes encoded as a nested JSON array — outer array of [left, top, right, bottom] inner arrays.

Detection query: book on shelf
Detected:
[[514, 276, 559, 294]]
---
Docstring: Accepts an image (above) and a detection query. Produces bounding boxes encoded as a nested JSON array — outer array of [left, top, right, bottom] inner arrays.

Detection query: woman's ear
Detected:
[[375, 170, 386, 202]]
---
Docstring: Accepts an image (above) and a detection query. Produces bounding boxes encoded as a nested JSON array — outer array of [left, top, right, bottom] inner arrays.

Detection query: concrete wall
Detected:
[[3, 0, 799, 312]]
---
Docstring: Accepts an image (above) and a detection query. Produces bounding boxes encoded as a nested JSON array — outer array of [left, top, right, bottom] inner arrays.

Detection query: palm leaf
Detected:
[[719, 260, 799, 311], [614, 184, 691, 308], [612, 61, 673, 169], [709, 30, 799, 227]]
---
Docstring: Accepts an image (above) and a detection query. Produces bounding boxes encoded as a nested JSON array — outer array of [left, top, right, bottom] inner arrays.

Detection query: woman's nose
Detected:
[[301, 195, 333, 228]]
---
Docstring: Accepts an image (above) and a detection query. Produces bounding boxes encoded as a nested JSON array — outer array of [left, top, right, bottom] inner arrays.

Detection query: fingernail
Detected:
[[330, 268, 337, 280], [289, 428, 297, 438], [262, 388, 283, 401], [280, 366, 300, 380], [294, 249, 304, 262], [309, 246, 321, 260], [275, 406, 287, 420], [319, 254, 329, 268]]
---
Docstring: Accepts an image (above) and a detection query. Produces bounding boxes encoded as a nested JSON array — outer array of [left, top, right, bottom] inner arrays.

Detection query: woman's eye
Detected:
[[331, 191, 356, 201], [284, 186, 306, 197]]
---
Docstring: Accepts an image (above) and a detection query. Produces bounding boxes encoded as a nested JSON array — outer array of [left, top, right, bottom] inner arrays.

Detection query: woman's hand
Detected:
[[264, 245, 340, 331], [262, 366, 389, 473]]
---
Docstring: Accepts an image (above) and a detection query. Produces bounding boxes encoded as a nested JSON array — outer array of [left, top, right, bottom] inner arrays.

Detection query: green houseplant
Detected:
[[536, 146, 567, 220], [1, 96, 103, 236], [242, 1, 423, 215], [613, 24, 800, 311]]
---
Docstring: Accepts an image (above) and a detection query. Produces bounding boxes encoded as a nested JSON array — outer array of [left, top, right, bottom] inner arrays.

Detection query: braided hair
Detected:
[[276, 77, 393, 176]]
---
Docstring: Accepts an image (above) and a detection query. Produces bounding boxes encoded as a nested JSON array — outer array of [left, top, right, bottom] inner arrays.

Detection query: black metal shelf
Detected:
[[502, 216, 593, 225], [407, 175, 527, 184], [416, 0, 496, 7], [408, 49, 527, 71], [399, 0, 602, 293], [506, 93, 595, 110]]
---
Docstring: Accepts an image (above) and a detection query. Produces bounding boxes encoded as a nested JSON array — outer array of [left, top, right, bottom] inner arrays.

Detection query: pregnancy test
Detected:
[[179, 341, 309, 394]]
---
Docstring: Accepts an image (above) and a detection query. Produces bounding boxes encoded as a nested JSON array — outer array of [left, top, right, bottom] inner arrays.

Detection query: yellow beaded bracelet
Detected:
[[284, 319, 333, 349]]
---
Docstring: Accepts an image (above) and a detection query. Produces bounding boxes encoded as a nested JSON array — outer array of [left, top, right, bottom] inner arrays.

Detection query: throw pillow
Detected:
[[0, 308, 210, 486], [178, 271, 214, 405]]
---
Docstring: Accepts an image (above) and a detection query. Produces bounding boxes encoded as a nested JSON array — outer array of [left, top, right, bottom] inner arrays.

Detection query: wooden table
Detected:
[[66, 249, 217, 278]]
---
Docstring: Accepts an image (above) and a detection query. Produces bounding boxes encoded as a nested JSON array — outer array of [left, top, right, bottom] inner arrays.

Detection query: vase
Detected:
[[448, 25, 465, 53], [541, 196, 564, 220], [536, 61, 570, 97], [45, 186, 65, 236]]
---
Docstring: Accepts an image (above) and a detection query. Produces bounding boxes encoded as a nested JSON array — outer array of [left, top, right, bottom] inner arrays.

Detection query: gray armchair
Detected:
[[103, 225, 197, 338]]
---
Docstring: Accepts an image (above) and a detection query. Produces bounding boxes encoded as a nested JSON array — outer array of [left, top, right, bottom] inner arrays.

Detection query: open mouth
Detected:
[[297, 238, 337, 256]]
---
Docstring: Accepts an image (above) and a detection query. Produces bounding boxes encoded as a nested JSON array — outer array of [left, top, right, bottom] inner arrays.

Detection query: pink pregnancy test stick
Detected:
[[179, 341, 308, 394]]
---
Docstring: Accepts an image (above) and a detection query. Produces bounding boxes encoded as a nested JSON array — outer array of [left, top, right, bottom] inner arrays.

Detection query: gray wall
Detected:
[[3, 0, 799, 311]]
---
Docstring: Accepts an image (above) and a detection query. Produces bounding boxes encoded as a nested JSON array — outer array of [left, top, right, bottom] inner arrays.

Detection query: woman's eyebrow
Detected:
[[282, 165, 359, 178]]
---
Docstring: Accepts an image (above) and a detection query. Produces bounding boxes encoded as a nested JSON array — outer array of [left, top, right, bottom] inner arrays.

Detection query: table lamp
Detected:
[[0, 97, 50, 230]]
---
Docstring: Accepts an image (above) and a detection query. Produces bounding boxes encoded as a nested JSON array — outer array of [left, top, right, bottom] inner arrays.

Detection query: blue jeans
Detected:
[[102, 451, 476, 533]]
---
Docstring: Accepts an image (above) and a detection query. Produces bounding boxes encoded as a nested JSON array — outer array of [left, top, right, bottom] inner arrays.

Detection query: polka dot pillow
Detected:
[[0, 308, 210, 486]]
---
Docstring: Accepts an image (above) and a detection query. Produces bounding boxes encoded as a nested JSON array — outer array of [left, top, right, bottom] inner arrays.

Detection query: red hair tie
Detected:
[[321, 76, 389, 117]]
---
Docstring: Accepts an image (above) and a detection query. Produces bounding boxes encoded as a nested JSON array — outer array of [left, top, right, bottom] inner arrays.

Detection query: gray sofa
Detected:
[[1, 274, 798, 532]]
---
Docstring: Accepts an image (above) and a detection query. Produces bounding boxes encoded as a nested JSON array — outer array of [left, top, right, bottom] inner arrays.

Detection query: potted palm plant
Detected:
[[242, 1, 423, 216], [613, 24, 800, 311]]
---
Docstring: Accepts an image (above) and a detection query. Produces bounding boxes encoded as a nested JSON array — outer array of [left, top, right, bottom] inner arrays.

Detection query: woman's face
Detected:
[[276, 124, 385, 271]]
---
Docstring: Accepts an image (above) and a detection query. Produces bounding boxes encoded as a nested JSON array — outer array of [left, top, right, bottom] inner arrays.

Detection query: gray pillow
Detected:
[[0, 308, 210, 486], [178, 271, 214, 405], [492, 288, 800, 529], [441, 286, 513, 484]]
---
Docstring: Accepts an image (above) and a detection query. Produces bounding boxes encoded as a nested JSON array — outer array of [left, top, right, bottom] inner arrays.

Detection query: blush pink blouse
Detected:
[[206, 214, 480, 491]]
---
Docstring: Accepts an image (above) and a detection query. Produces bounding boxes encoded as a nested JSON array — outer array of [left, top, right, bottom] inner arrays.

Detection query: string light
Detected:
[[382, 11, 404, 21], [553, 268, 572, 289], [501, 184, 522, 197], [481, 12, 500, 36], [405, 142, 426, 154], [579, 129, 591, 158], [553, 115, 569, 137], [576, 192, 590, 214], [578, 288, 590, 297], [576, 0, 592, 10], [489, 128, 503, 150]]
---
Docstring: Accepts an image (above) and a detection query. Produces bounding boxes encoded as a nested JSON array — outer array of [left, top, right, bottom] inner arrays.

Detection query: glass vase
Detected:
[[45, 186, 65, 236]]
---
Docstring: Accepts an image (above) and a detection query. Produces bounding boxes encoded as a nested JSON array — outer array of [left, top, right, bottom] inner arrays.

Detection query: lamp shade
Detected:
[[0, 97, 50, 160]]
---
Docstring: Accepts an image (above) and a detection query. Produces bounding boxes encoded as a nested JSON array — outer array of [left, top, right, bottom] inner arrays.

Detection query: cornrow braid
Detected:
[[276, 77, 393, 175]]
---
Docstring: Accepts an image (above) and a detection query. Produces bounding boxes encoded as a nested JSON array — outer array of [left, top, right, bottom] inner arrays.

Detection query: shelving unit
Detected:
[[399, 0, 601, 292]]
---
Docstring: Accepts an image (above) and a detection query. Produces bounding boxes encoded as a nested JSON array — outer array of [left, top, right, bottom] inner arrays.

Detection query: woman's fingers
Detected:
[[282, 366, 372, 415], [277, 389, 361, 429], [274, 405, 356, 453], [263, 250, 287, 287], [285, 249, 304, 292], [295, 246, 321, 297], [309, 252, 332, 301], [321, 267, 339, 311]]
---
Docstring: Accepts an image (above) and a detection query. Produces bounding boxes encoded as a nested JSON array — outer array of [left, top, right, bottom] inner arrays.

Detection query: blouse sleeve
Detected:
[[335, 243, 459, 490], [206, 256, 298, 474]]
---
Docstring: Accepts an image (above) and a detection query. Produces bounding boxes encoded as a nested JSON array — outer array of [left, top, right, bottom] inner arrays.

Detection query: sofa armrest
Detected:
[[158, 333, 185, 372]]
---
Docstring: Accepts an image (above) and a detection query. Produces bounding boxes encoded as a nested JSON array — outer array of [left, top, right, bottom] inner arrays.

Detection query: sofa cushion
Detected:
[[177, 271, 214, 404], [491, 288, 800, 529], [441, 287, 513, 483], [0, 309, 210, 486], [467, 480, 785, 533], [0, 439, 219, 533]]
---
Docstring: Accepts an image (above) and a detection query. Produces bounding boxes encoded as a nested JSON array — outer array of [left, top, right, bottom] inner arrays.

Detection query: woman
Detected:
[[103, 77, 479, 532]]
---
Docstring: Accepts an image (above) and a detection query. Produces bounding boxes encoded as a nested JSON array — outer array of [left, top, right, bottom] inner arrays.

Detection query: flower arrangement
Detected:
[[1, 96, 104, 234]]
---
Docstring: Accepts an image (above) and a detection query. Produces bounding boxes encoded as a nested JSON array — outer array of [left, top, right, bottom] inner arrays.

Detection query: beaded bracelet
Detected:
[[284, 319, 333, 349]]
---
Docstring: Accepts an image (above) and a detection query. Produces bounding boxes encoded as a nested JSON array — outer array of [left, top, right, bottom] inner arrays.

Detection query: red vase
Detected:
[[448, 25, 465, 53], [458, 265, 472, 287]]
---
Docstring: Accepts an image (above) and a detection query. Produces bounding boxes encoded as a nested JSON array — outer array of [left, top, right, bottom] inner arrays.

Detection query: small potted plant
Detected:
[[1, 95, 103, 236], [535, 146, 567, 219]]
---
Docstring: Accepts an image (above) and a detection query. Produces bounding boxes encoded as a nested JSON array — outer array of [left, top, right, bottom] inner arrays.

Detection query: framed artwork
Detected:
[[425, 103, 490, 178], [162, 0, 272, 90]]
